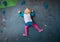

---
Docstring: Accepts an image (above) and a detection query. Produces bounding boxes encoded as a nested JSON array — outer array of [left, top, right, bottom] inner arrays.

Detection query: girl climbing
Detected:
[[18, 8, 43, 36]]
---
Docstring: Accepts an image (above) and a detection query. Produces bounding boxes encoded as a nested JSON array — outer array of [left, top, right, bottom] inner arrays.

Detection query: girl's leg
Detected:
[[23, 26, 29, 36], [32, 23, 43, 32]]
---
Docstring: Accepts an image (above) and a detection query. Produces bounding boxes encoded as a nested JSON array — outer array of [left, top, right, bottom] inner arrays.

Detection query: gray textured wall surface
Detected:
[[0, 0, 60, 42]]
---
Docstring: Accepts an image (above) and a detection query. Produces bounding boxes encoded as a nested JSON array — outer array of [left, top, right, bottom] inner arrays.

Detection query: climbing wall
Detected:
[[0, 0, 60, 42]]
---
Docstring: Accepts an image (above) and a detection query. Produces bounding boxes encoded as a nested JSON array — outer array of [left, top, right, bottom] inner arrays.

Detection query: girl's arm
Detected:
[[18, 10, 24, 17], [30, 10, 35, 17]]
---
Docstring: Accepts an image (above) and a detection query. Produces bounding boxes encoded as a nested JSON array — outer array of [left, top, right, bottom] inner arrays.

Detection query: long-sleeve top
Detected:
[[18, 11, 35, 26]]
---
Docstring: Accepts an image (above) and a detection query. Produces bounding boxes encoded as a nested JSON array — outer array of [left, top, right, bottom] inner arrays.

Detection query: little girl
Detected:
[[18, 8, 43, 36]]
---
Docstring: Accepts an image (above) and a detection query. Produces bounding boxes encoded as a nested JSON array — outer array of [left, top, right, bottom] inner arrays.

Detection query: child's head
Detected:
[[24, 8, 31, 14]]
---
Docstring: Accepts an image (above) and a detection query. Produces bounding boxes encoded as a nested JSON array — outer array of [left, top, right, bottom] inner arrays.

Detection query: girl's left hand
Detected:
[[32, 10, 34, 12]]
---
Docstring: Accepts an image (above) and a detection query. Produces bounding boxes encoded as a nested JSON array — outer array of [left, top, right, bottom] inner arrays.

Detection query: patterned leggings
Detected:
[[23, 23, 43, 36]]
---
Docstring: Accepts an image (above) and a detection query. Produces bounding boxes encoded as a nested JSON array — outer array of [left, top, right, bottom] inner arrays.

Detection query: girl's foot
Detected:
[[39, 29, 43, 32], [23, 33, 27, 36]]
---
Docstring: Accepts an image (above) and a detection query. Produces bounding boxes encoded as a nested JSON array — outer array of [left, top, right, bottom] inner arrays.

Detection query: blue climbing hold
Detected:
[[2, 1, 7, 6], [2, 10, 6, 15], [44, 3, 48, 9], [21, 0, 26, 5], [0, 30, 3, 33]]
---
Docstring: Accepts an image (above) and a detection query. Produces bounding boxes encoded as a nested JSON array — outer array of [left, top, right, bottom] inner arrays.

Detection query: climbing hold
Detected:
[[16, 39, 18, 41], [3, 27, 6, 30], [4, 37, 8, 41], [2, 10, 6, 15], [44, 3, 48, 9], [0, 30, 3, 33], [2, 1, 7, 6], [44, 24, 47, 27], [2, 18, 6, 22], [28, 38, 30, 40], [21, 0, 26, 5], [4, 37, 8, 42]]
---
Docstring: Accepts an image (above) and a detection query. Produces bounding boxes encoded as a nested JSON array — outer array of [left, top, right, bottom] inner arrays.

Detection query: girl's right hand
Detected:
[[18, 10, 21, 14]]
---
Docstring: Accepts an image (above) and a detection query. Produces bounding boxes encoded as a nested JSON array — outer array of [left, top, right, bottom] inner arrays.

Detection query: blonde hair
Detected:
[[24, 8, 31, 14]]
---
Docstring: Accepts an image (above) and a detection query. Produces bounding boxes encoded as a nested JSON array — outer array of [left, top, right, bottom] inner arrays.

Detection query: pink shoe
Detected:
[[39, 29, 43, 32], [23, 33, 28, 36]]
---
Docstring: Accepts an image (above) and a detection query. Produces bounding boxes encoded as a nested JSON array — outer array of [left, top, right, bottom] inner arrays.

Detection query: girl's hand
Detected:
[[18, 10, 21, 14], [32, 10, 34, 12]]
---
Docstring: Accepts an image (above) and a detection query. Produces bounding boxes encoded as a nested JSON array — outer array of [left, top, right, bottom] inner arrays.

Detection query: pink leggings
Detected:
[[24, 23, 42, 35]]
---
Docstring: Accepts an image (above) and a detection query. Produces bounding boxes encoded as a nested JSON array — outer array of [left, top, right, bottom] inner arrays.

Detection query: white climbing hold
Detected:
[[44, 24, 47, 27], [2, 18, 6, 22]]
